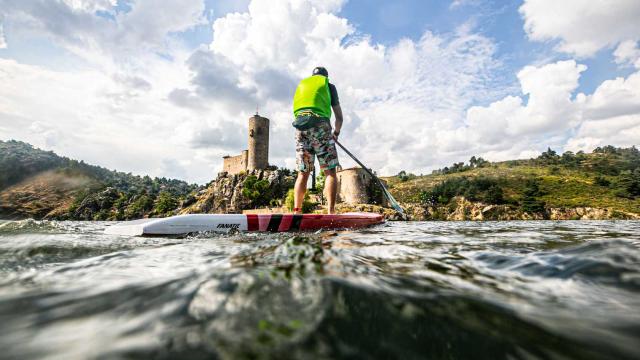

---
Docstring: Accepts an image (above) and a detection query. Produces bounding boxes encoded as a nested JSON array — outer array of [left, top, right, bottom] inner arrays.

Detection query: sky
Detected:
[[0, 0, 639, 184]]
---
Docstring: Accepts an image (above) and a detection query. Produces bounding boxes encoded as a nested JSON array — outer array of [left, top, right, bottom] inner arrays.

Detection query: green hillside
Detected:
[[385, 146, 640, 216], [0, 140, 199, 220]]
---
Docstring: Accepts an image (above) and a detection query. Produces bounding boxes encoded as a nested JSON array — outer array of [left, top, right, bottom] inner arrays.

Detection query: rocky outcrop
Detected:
[[399, 197, 640, 221], [180, 169, 295, 215], [547, 207, 640, 220]]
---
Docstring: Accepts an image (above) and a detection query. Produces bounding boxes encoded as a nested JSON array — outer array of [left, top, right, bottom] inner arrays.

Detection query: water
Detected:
[[0, 220, 639, 360]]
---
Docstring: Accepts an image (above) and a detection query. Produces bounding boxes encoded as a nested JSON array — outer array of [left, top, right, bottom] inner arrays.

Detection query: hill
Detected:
[[0, 140, 199, 220], [1, 140, 639, 221], [384, 146, 640, 220]]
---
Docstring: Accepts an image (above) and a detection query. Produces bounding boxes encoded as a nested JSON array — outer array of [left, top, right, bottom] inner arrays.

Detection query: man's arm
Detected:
[[332, 104, 343, 139], [328, 83, 343, 139]]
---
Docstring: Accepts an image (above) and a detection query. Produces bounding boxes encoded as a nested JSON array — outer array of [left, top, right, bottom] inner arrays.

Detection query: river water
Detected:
[[0, 220, 638, 360]]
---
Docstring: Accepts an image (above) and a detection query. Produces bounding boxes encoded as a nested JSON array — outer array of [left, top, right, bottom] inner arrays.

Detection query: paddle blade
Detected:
[[382, 186, 405, 215]]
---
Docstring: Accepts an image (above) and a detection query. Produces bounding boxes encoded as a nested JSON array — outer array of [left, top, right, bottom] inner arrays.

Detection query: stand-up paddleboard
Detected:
[[104, 212, 384, 236]]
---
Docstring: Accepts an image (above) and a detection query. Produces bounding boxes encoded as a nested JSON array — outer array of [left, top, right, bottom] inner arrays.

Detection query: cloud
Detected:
[[449, 0, 482, 10], [581, 71, 640, 120], [113, 73, 152, 92], [195, 1, 510, 175], [0, 0, 205, 60], [614, 40, 640, 69], [0, 15, 6, 49], [520, 0, 640, 57], [61, 0, 117, 12], [460, 59, 640, 161], [566, 115, 640, 153], [182, 49, 256, 110], [189, 120, 246, 151], [1, 0, 639, 184]]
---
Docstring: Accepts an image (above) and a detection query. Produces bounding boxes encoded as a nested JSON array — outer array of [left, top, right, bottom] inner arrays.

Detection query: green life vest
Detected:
[[293, 75, 332, 119]]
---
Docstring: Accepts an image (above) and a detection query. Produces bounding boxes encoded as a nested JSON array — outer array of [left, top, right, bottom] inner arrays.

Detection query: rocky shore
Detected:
[[337, 197, 640, 221]]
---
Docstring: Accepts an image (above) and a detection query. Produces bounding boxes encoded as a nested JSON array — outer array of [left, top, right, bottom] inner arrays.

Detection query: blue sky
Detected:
[[0, 0, 639, 183]]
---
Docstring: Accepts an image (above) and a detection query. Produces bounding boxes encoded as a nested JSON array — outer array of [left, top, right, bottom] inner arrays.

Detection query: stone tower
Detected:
[[247, 113, 269, 170]]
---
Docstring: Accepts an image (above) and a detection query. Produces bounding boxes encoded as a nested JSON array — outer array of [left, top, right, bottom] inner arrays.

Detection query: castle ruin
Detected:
[[221, 113, 380, 207], [222, 113, 270, 174]]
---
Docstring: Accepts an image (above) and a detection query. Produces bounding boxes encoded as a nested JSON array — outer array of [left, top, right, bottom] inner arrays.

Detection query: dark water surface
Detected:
[[0, 220, 639, 360]]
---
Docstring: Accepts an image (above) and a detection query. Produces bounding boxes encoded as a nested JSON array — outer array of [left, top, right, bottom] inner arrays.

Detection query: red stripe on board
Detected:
[[278, 214, 293, 232], [298, 213, 384, 230], [246, 214, 259, 231], [258, 214, 271, 231]]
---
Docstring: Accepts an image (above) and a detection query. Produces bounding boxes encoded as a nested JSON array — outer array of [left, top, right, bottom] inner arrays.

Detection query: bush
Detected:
[[284, 188, 315, 213], [614, 169, 640, 199], [125, 193, 154, 218], [396, 170, 416, 182], [155, 191, 179, 215], [593, 175, 611, 187], [420, 177, 506, 205], [242, 175, 271, 207], [485, 185, 505, 204], [521, 179, 546, 213]]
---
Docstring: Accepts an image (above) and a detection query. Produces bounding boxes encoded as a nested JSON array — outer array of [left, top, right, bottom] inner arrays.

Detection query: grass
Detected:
[[384, 162, 640, 213]]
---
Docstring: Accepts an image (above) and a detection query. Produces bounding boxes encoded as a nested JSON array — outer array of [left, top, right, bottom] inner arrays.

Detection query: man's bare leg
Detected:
[[324, 168, 337, 214], [294, 171, 310, 214]]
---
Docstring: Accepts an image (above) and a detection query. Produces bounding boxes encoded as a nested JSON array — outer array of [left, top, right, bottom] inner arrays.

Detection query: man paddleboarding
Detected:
[[292, 67, 343, 214]]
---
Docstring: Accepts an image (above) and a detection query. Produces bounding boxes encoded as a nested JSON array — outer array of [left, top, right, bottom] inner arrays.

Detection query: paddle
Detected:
[[335, 140, 406, 216]]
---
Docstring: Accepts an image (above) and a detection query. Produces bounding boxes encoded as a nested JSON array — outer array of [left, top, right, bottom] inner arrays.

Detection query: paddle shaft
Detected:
[[335, 140, 405, 215]]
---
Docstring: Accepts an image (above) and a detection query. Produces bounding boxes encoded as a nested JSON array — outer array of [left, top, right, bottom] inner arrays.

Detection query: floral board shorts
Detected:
[[295, 118, 340, 172]]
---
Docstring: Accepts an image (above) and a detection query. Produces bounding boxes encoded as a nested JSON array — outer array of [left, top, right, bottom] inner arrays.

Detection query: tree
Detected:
[[485, 185, 505, 204], [538, 147, 559, 164], [125, 193, 154, 218], [593, 175, 610, 187], [475, 157, 489, 168], [155, 191, 179, 215], [614, 169, 640, 199], [396, 170, 410, 182], [521, 179, 546, 214], [242, 175, 271, 207]]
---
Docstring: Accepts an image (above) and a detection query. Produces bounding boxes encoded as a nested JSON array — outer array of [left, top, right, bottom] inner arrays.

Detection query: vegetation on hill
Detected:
[[0, 140, 199, 220], [387, 145, 640, 217], [2, 139, 639, 221]]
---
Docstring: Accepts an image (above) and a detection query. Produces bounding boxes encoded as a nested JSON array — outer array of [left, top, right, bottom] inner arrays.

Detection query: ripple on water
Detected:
[[0, 220, 638, 359]]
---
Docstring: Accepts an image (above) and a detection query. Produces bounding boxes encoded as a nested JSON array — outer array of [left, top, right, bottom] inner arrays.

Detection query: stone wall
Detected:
[[222, 150, 248, 175]]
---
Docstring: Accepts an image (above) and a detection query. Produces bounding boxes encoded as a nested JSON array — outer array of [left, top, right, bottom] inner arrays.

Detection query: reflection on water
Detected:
[[0, 220, 639, 359]]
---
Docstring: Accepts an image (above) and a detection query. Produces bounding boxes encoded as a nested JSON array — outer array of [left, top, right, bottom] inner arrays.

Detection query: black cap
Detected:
[[312, 67, 329, 77]]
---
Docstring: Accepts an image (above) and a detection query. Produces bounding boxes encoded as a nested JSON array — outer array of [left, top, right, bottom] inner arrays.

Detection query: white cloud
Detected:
[[520, 0, 640, 57], [582, 71, 640, 120], [0, 56, 219, 183], [566, 115, 640, 153], [0, 0, 205, 61], [0, 22, 6, 49], [449, 0, 481, 10], [0, 13, 6, 49], [199, 2, 508, 174], [61, 0, 117, 12], [1, 0, 639, 184], [614, 40, 640, 69], [460, 60, 640, 160]]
